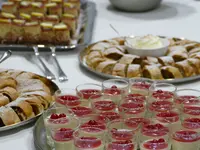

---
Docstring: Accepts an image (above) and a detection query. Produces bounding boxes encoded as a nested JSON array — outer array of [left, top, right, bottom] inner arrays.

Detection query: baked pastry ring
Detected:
[[112, 63, 127, 77], [0, 106, 20, 126], [143, 65, 163, 80], [127, 64, 141, 78], [175, 60, 196, 77], [161, 66, 183, 79]]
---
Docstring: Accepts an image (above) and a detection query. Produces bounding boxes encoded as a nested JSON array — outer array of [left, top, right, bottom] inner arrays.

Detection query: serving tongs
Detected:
[[33, 46, 56, 81], [0, 50, 12, 63], [49, 46, 68, 82]]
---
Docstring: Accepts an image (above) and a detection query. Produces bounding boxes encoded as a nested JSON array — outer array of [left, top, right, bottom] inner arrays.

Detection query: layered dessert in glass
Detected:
[[140, 138, 170, 150]]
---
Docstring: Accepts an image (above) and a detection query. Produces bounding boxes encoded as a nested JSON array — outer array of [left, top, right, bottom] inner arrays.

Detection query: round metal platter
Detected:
[[0, 71, 59, 132], [79, 36, 200, 84], [33, 116, 51, 150]]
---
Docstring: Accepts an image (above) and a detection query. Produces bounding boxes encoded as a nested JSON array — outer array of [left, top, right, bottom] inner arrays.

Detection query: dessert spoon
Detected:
[[33, 46, 56, 81], [50, 46, 68, 82], [0, 50, 12, 63]]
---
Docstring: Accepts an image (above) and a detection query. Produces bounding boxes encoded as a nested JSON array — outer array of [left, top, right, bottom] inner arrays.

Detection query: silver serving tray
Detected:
[[34, 116, 51, 150], [0, 73, 59, 132], [78, 37, 200, 84], [0, 1, 96, 52]]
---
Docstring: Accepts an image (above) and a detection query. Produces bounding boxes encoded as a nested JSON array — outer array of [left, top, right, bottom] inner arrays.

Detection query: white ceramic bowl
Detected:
[[125, 36, 170, 57]]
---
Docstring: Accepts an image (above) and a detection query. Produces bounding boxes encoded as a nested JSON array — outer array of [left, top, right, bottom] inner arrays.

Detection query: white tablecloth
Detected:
[[1, 0, 200, 149]]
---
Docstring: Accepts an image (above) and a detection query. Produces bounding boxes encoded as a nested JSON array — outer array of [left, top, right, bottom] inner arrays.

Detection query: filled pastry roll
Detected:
[[158, 56, 175, 66], [7, 98, 35, 120], [0, 87, 18, 101], [86, 51, 102, 61], [103, 39, 119, 45], [188, 47, 200, 55], [145, 56, 159, 64], [127, 64, 142, 78], [189, 52, 200, 59], [24, 98, 44, 115], [143, 65, 163, 80], [187, 58, 200, 74], [184, 43, 200, 52], [167, 46, 188, 61], [0, 77, 17, 89], [87, 57, 105, 69], [119, 54, 141, 64], [141, 59, 161, 68], [103, 47, 124, 60], [0, 93, 10, 107], [112, 63, 127, 77], [161, 66, 183, 79], [0, 106, 20, 126], [175, 60, 196, 77], [112, 37, 125, 45], [96, 60, 117, 74], [17, 79, 51, 94]]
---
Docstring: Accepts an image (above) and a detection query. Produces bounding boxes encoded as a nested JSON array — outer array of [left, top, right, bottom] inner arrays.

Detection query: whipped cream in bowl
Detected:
[[125, 35, 170, 57]]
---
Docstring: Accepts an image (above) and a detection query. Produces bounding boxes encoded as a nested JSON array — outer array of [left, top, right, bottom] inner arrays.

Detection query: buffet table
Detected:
[[1, 0, 200, 149]]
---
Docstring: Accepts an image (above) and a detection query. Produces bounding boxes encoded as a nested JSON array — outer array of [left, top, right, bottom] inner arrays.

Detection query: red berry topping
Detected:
[[111, 128, 133, 140], [152, 90, 174, 100], [53, 128, 74, 141], [132, 82, 151, 89], [71, 106, 92, 117], [88, 120, 98, 125], [59, 113, 66, 118], [107, 140, 134, 150], [80, 89, 101, 99], [142, 124, 169, 137], [183, 118, 200, 129], [173, 130, 200, 142], [156, 111, 179, 123], [111, 85, 118, 88], [175, 96, 198, 105], [57, 95, 80, 106], [98, 112, 121, 123], [104, 88, 121, 95], [125, 94, 146, 103], [119, 103, 144, 114], [80, 120, 106, 132], [125, 118, 150, 128], [143, 138, 168, 149], [50, 113, 59, 119], [184, 106, 200, 115], [75, 137, 102, 148], [149, 101, 173, 112], [94, 101, 116, 111]]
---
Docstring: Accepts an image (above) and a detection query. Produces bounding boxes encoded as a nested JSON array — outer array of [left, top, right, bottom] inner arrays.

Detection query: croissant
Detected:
[[0, 106, 20, 126]]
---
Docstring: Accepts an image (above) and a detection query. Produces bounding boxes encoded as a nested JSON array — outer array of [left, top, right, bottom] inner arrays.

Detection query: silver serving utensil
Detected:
[[33, 46, 56, 80], [0, 50, 12, 63], [50, 46, 68, 82]]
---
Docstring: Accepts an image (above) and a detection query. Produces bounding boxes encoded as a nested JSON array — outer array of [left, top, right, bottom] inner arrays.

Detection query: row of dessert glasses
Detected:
[[43, 78, 200, 150]]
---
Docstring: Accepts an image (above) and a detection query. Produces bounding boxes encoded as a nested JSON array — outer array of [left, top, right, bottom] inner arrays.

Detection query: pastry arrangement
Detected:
[[82, 36, 200, 81], [38, 78, 200, 150], [0, 0, 83, 45], [0, 69, 57, 129]]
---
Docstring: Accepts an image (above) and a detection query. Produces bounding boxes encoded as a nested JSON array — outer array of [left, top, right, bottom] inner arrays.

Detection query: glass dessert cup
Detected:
[[79, 114, 107, 136], [182, 118, 200, 132], [43, 107, 74, 146], [118, 99, 146, 118], [50, 118, 79, 150], [171, 130, 200, 150], [76, 83, 102, 100], [140, 123, 169, 142], [129, 78, 154, 96], [73, 128, 105, 150], [67, 100, 93, 118], [140, 138, 171, 150], [152, 110, 181, 133], [102, 79, 129, 104], [90, 94, 117, 113], [124, 93, 146, 104], [175, 89, 200, 110], [55, 88, 83, 107], [148, 83, 177, 103]]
